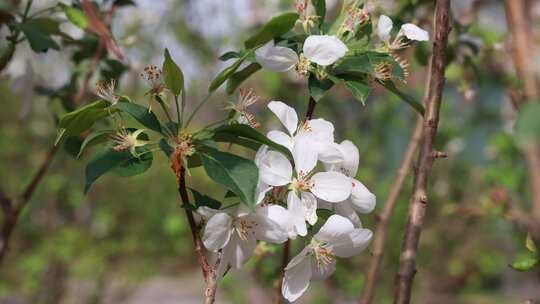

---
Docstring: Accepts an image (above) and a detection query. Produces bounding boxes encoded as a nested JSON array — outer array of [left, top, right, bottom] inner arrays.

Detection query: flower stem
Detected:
[[185, 93, 213, 128]]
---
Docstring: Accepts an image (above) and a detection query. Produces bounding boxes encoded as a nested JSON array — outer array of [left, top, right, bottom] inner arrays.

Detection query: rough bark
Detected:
[[393, 1, 451, 303], [504, 0, 540, 245], [360, 118, 423, 304]]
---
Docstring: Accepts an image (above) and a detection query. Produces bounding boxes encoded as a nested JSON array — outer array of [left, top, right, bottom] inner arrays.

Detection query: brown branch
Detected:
[[173, 162, 218, 304], [504, 0, 540, 246], [393, 1, 451, 303], [0, 144, 59, 265], [0, 4, 114, 262], [359, 117, 423, 304]]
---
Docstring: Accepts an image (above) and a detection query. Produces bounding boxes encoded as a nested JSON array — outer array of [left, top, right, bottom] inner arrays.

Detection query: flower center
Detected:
[[111, 130, 137, 152], [291, 176, 313, 192], [234, 218, 257, 241], [311, 241, 335, 268]]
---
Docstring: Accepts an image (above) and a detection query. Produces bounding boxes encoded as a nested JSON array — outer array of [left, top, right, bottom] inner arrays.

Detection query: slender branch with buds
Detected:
[[393, 1, 451, 303], [504, 0, 540, 245], [360, 117, 422, 304], [0, 3, 118, 265], [173, 160, 220, 304]]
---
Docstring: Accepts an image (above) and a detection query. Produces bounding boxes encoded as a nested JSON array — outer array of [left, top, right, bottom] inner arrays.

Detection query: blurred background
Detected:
[[1, 0, 540, 303]]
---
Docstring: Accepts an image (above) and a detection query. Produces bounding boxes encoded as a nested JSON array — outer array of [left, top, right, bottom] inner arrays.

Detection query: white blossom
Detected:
[[257, 136, 352, 236], [201, 205, 289, 276], [376, 14, 429, 45], [399, 23, 430, 41], [281, 215, 372, 302], [323, 140, 376, 227], [266, 101, 343, 163], [302, 35, 348, 66], [255, 41, 299, 72], [377, 15, 393, 43]]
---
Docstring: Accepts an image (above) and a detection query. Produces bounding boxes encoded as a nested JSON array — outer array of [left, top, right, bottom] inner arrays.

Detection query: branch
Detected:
[[0, 144, 59, 265], [393, 1, 451, 303], [360, 117, 423, 304], [504, 0, 540, 246], [173, 161, 218, 304]]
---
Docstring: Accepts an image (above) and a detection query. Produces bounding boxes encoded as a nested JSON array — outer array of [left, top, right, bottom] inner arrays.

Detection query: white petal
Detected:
[[400, 23, 429, 41], [282, 252, 312, 302], [335, 202, 362, 227], [350, 179, 376, 213], [310, 258, 336, 280], [331, 228, 372, 258], [255, 182, 272, 205], [293, 136, 318, 176], [254, 205, 289, 243], [202, 213, 233, 251], [268, 101, 299, 135], [298, 118, 334, 143], [287, 191, 308, 237], [196, 206, 221, 221], [301, 191, 318, 225], [258, 150, 292, 186], [255, 42, 299, 72], [303, 35, 348, 66], [254, 145, 269, 167], [377, 15, 393, 42], [310, 172, 352, 202], [229, 233, 257, 268], [317, 142, 344, 164], [314, 214, 355, 243], [337, 140, 360, 177], [267, 130, 294, 152]]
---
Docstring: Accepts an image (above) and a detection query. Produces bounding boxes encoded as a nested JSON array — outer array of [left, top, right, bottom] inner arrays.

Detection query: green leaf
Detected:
[[18, 18, 61, 53], [515, 102, 540, 145], [379, 81, 425, 116], [56, 100, 112, 145], [85, 147, 153, 193], [209, 56, 247, 93], [312, 0, 326, 25], [244, 12, 299, 49], [226, 63, 261, 95], [344, 80, 370, 105], [219, 51, 241, 61], [190, 188, 222, 209], [77, 129, 114, 158], [111, 148, 153, 177], [224, 190, 238, 198], [60, 4, 88, 29], [334, 52, 406, 82], [308, 74, 334, 102], [159, 138, 174, 157], [526, 233, 537, 253], [510, 253, 539, 272], [212, 124, 293, 159], [114, 99, 162, 133], [162, 48, 184, 96], [200, 149, 259, 207]]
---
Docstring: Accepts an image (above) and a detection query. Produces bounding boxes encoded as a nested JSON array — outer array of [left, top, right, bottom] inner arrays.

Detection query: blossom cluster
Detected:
[[198, 100, 376, 301], [194, 8, 429, 303]]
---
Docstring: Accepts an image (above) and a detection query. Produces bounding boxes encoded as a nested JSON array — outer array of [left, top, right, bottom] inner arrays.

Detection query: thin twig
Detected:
[[393, 1, 451, 303], [359, 117, 423, 304], [504, 0, 540, 245], [174, 164, 218, 304], [0, 144, 59, 265], [0, 3, 115, 263]]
